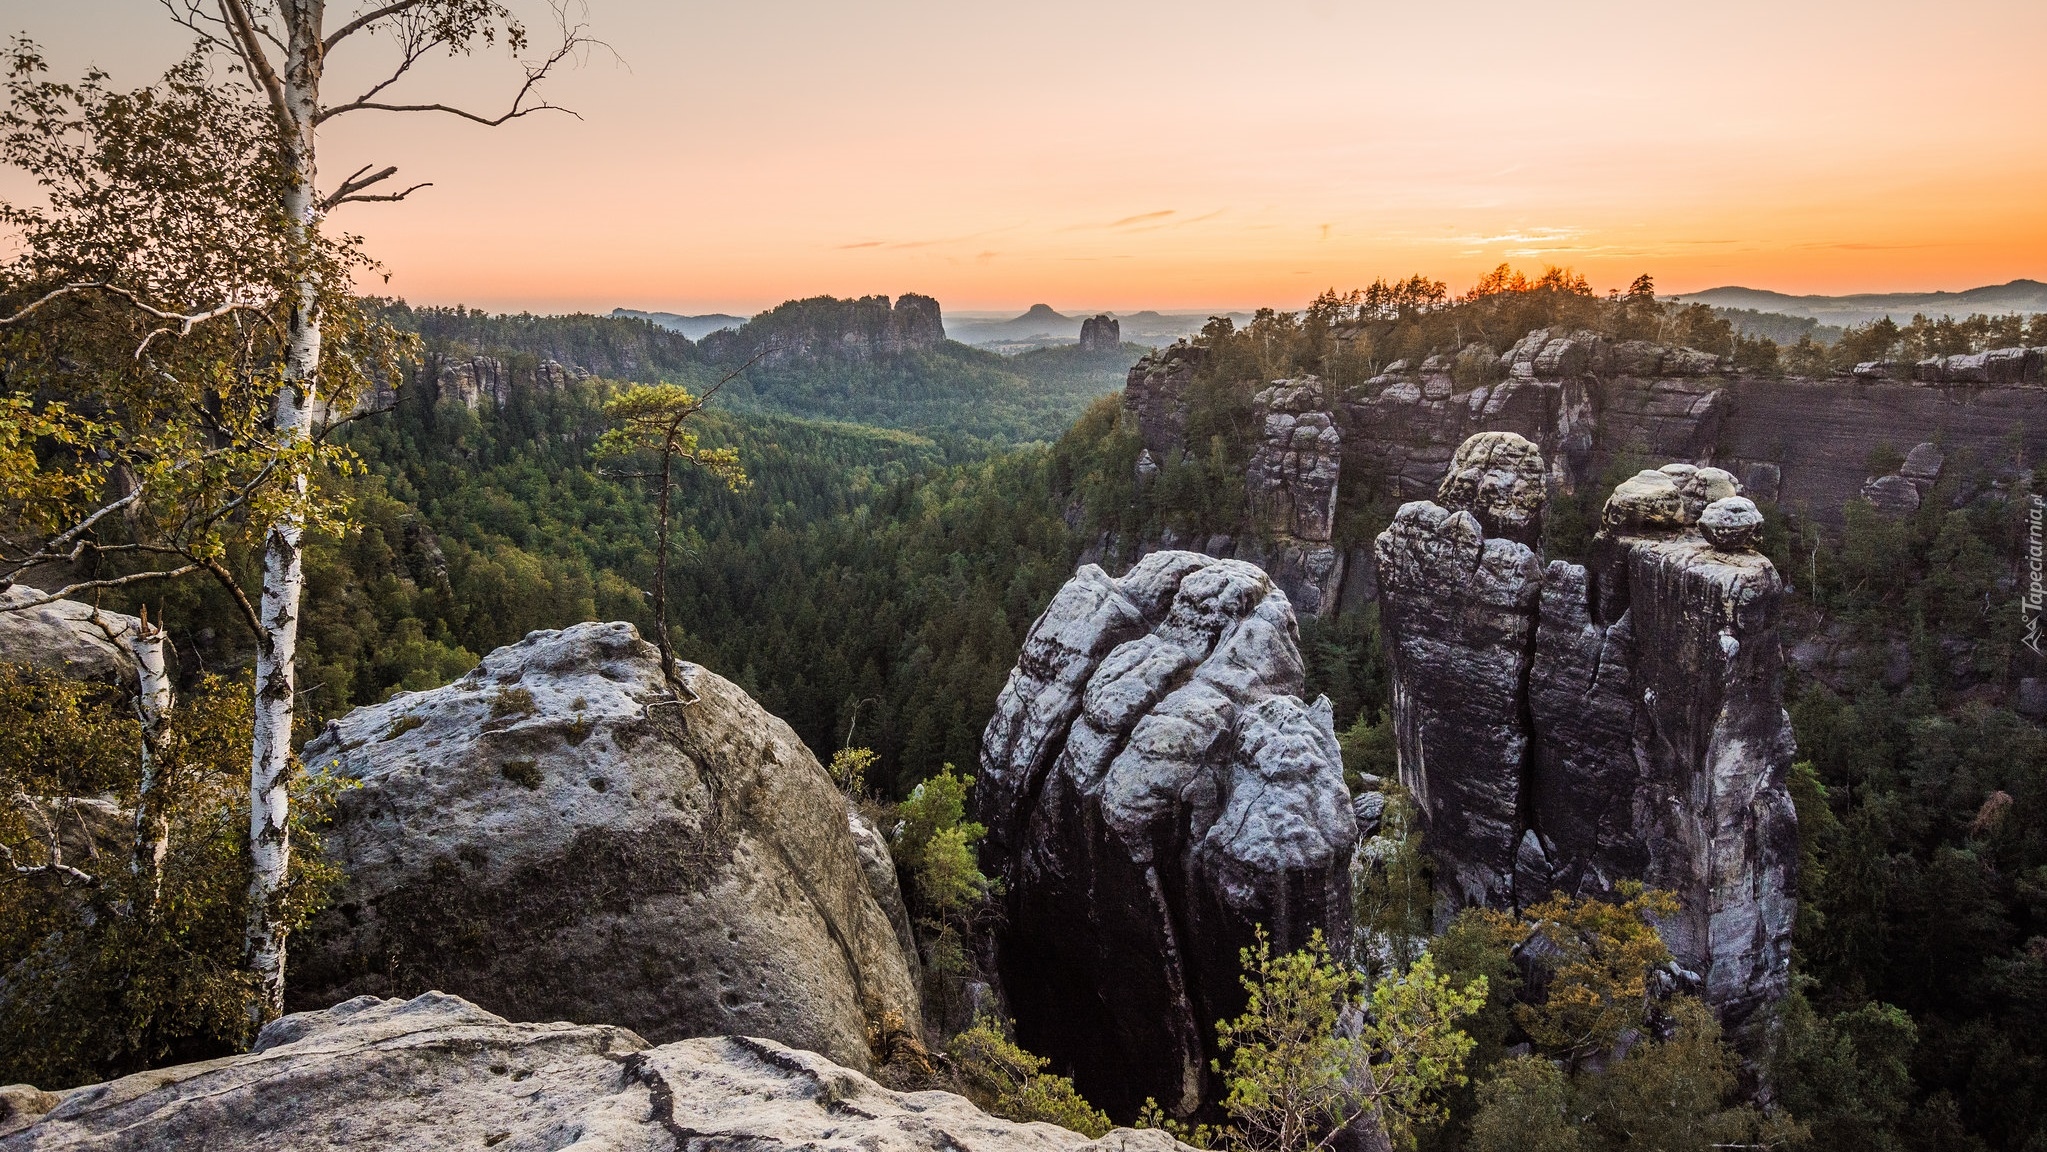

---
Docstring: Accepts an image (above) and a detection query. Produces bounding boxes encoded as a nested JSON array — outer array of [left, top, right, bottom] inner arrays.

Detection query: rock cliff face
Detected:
[[1375, 436, 1797, 1024], [1080, 315, 1122, 352], [0, 992, 1185, 1152], [289, 621, 921, 1074], [1107, 327, 2047, 620], [701, 294, 946, 364], [980, 552, 1357, 1118], [1122, 343, 1207, 457]]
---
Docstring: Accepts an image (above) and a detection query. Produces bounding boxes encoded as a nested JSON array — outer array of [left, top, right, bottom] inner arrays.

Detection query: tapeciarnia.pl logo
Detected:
[[2027, 494, 2045, 657]]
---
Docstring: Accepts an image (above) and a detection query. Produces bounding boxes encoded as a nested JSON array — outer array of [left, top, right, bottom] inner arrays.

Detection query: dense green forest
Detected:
[[10, 266, 2047, 1147]]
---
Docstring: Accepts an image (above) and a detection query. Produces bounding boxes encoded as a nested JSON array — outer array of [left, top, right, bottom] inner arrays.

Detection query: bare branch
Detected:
[[0, 283, 267, 347], [191, 552, 265, 646], [0, 567, 202, 612], [699, 348, 766, 406], [0, 841, 98, 888], [317, 14, 594, 127], [321, 164, 408, 210], [217, 0, 291, 128], [0, 488, 146, 576], [322, 0, 433, 53], [332, 182, 432, 208], [156, 0, 239, 54]]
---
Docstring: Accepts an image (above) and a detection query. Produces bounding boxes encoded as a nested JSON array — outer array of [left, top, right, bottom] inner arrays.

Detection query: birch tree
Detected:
[[2, 1, 586, 1020], [149, 0, 591, 1020]]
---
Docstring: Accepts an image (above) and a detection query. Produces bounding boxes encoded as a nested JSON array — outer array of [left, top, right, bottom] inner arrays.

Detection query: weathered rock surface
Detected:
[[1374, 435, 1797, 1025], [1122, 343, 1206, 457], [1247, 379, 1342, 543], [0, 586, 145, 684], [1434, 431, 1547, 546], [1079, 314, 1122, 352], [290, 621, 921, 1073], [980, 552, 1356, 1118], [1374, 439, 1548, 907], [0, 992, 1184, 1151]]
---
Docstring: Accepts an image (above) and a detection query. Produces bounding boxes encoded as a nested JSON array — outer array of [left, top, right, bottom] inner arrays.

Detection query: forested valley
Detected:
[[3, 17, 2046, 1148]]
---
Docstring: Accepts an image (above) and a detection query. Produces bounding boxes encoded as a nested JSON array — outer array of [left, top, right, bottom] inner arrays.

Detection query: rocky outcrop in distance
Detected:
[[980, 552, 1357, 1119], [1080, 314, 1122, 352], [700, 293, 946, 365], [0, 992, 1186, 1152], [1109, 327, 2047, 620], [289, 621, 922, 1075], [1375, 435, 1797, 1025]]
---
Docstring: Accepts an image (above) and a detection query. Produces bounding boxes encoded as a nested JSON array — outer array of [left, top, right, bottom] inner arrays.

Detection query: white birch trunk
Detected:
[[245, 1, 326, 1022], [125, 608, 173, 908]]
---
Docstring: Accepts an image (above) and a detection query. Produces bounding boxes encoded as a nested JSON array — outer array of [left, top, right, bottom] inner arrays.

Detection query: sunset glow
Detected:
[[11, 0, 2046, 314]]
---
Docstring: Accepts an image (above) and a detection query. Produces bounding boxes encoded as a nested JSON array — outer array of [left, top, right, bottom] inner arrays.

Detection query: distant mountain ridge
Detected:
[[947, 304, 1251, 350], [611, 308, 748, 340], [1672, 279, 2047, 327]]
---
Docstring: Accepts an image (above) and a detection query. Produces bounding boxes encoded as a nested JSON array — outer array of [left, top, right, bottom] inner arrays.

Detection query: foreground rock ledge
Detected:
[[0, 993, 1185, 1151]]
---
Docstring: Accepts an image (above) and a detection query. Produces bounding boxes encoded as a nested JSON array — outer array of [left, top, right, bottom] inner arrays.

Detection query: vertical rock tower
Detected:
[[1375, 432, 1797, 1023], [979, 552, 1358, 1119], [1079, 314, 1121, 352]]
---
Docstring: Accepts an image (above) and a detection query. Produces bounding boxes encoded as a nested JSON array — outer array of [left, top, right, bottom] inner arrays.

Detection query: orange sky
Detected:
[[6, 0, 2046, 315]]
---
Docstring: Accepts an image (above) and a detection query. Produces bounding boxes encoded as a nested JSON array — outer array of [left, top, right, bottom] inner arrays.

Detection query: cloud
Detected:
[[837, 241, 883, 249], [1111, 209, 1177, 227]]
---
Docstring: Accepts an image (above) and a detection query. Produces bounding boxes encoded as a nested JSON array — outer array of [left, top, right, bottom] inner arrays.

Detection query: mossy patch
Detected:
[[382, 714, 426, 741], [500, 760, 543, 789], [490, 687, 536, 719]]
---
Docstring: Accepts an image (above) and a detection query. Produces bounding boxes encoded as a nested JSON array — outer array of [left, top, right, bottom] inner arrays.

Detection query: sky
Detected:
[[2, 0, 2044, 316]]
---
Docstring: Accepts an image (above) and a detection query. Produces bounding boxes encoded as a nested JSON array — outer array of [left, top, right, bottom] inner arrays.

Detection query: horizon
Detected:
[[4, 0, 2044, 314]]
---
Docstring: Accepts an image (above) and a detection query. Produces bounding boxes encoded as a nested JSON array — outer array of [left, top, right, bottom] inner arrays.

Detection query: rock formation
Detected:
[[1107, 327, 2047, 625], [1375, 435, 1797, 1025], [980, 552, 1357, 1118], [290, 621, 921, 1074], [1122, 342, 1206, 457], [0, 992, 1183, 1151], [701, 294, 946, 364], [1080, 314, 1122, 352], [1246, 379, 1342, 543]]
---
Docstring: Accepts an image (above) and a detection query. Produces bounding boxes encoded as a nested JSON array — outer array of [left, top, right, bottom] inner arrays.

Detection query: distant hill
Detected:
[[1672, 279, 2047, 327], [1708, 306, 1846, 346], [400, 295, 1131, 448], [612, 308, 749, 340], [948, 305, 1252, 350]]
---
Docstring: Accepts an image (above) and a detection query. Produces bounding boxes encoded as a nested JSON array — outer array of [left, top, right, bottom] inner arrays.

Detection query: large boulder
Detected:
[[980, 552, 1356, 1119], [0, 992, 1184, 1151], [1079, 314, 1122, 352], [1121, 343, 1206, 457], [289, 621, 921, 1074]]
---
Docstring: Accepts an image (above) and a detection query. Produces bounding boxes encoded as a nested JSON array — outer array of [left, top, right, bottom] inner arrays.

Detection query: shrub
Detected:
[[947, 1017, 1111, 1137]]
